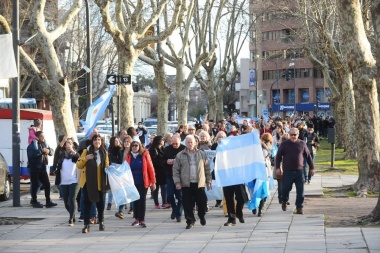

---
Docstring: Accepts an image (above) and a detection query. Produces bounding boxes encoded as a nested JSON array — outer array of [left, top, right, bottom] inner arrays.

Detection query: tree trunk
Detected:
[[337, 0, 380, 194], [215, 92, 224, 121], [206, 94, 217, 122], [369, 0, 380, 223], [342, 72, 357, 159], [46, 79, 77, 141], [334, 97, 345, 149], [118, 49, 139, 130], [154, 57, 170, 136], [175, 62, 189, 126]]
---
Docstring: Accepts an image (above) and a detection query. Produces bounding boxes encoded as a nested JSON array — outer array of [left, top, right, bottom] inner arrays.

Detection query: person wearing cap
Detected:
[[126, 140, 156, 228]]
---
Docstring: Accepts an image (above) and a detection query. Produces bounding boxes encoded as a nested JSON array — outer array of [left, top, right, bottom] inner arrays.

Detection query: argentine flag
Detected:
[[81, 85, 116, 138], [214, 130, 267, 187]]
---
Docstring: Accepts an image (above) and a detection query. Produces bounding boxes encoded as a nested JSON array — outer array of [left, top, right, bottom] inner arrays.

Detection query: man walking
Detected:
[[27, 131, 57, 208], [164, 134, 186, 222], [172, 135, 212, 229], [275, 128, 314, 214]]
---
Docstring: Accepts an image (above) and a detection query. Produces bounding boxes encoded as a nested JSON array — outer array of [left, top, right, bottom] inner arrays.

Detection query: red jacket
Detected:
[[126, 151, 156, 189]]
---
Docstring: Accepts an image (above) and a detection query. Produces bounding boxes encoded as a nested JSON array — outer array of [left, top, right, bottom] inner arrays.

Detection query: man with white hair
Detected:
[[172, 135, 212, 229]]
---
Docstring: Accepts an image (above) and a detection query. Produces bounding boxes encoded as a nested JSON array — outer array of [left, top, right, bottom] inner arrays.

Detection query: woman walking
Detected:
[[126, 140, 156, 228], [76, 134, 109, 233], [55, 137, 80, 226]]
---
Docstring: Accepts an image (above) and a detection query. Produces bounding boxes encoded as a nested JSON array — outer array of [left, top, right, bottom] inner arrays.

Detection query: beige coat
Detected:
[[172, 148, 211, 188]]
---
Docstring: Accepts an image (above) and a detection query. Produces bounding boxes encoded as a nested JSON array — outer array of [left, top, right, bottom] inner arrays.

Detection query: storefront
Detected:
[[271, 102, 331, 117]]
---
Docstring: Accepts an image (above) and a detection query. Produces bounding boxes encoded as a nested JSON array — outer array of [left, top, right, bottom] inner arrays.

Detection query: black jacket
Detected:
[[149, 147, 167, 185], [163, 144, 185, 177], [27, 140, 54, 170]]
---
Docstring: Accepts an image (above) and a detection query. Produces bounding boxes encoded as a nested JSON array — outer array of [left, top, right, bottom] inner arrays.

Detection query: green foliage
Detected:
[[314, 139, 358, 175], [190, 105, 207, 120], [135, 74, 156, 88]]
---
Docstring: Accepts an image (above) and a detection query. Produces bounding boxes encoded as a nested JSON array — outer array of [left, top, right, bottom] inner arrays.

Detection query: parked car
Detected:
[[0, 152, 11, 201], [143, 118, 157, 127]]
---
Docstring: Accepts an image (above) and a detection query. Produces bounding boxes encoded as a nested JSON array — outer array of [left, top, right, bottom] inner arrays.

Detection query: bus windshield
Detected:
[[0, 98, 37, 109]]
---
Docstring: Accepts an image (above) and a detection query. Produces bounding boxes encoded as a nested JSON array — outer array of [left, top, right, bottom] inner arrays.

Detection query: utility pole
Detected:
[[84, 0, 92, 106], [12, 0, 21, 206]]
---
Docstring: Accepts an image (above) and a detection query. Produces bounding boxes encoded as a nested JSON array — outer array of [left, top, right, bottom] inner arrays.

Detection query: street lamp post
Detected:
[[289, 54, 296, 116], [84, 0, 92, 106], [12, 0, 21, 207], [266, 59, 278, 117]]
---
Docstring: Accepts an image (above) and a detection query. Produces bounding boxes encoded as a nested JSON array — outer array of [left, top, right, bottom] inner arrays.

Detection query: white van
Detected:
[[0, 109, 57, 179]]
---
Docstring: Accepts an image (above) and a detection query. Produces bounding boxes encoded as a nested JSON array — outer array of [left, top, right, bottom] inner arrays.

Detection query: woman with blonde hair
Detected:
[[198, 130, 211, 150]]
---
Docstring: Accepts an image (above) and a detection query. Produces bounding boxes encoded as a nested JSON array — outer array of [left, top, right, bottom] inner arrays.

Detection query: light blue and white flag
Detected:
[[80, 85, 116, 138], [214, 130, 267, 187], [199, 115, 205, 123]]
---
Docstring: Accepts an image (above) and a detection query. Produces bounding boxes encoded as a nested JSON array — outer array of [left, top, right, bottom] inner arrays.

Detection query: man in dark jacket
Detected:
[[275, 128, 314, 215], [27, 131, 57, 208], [163, 134, 185, 222]]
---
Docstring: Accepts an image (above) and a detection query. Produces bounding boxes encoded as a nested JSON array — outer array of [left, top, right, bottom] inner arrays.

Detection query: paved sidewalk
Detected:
[[0, 175, 379, 253]]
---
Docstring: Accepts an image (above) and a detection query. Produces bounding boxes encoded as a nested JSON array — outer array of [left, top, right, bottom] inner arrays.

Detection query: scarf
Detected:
[[131, 151, 140, 159]]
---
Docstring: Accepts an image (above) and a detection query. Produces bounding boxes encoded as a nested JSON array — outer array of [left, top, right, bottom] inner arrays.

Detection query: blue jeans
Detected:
[[107, 190, 113, 204], [282, 170, 304, 209], [303, 154, 315, 182], [61, 183, 79, 220], [153, 184, 167, 205], [167, 177, 183, 219], [79, 188, 96, 218], [277, 179, 283, 203]]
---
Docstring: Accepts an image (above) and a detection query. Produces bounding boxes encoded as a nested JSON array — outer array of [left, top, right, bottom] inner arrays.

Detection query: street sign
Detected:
[[121, 74, 131, 84], [106, 74, 132, 85], [106, 74, 117, 85]]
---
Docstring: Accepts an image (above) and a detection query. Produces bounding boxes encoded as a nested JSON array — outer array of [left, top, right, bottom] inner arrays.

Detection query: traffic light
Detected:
[[286, 70, 292, 81], [133, 84, 140, 92]]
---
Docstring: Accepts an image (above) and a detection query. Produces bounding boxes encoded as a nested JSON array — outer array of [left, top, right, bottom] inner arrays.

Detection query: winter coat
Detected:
[[126, 151, 156, 189], [76, 148, 110, 193], [172, 148, 211, 188], [149, 147, 167, 185]]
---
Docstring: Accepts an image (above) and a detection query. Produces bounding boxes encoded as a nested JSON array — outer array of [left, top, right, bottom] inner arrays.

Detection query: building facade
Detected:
[[248, 0, 331, 118]]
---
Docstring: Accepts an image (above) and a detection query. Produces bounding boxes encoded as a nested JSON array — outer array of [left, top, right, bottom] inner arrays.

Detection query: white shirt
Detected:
[[60, 159, 78, 185]]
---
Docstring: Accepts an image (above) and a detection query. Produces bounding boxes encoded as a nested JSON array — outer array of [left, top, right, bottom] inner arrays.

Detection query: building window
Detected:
[[284, 89, 295, 104], [313, 68, 324, 78], [316, 88, 325, 102], [300, 88, 309, 103]]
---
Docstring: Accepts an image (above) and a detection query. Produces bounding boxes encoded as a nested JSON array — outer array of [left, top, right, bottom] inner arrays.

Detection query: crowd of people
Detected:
[[26, 114, 328, 233]]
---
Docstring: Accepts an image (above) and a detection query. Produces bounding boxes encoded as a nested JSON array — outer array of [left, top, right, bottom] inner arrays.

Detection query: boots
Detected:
[[99, 221, 105, 231]]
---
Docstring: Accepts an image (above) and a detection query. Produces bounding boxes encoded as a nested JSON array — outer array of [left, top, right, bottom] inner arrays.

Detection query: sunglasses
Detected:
[[290, 134, 298, 136], [131, 144, 139, 147]]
